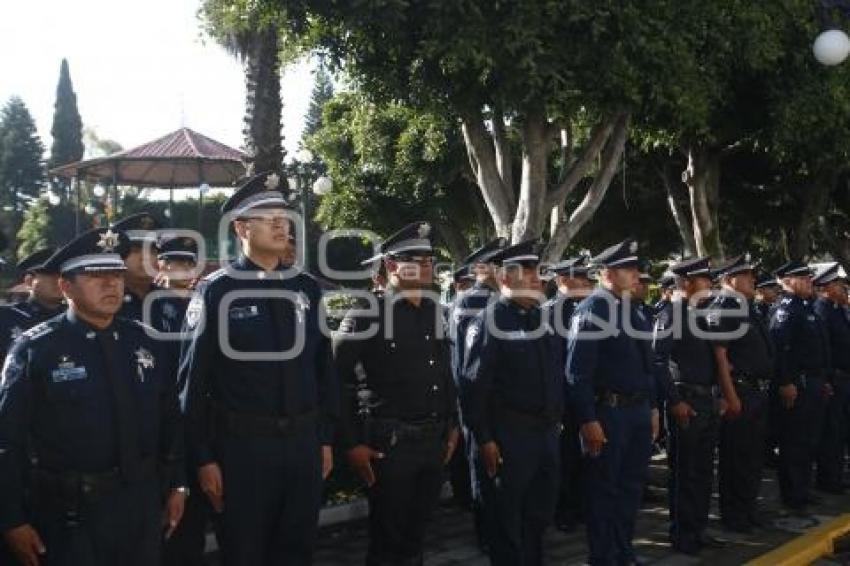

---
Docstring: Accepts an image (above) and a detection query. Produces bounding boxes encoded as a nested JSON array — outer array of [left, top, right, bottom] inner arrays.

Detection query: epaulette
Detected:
[[23, 320, 57, 341], [203, 268, 228, 283]]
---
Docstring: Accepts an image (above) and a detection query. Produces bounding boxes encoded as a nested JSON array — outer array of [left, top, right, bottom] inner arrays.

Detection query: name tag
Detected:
[[51, 366, 88, 383], [229, 305, 259, 320]]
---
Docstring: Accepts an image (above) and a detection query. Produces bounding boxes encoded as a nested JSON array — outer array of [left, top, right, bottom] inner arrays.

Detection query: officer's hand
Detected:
[[322, 445, 334, 480], [723, 393, 742, 420], [779, 383, 798, 409], [3, 524, 46, 566], [198, 463, 224, 513], [651, 409, 660, 442], [480, 441, 502, 477], [443, 427, 460, 465], [347, 445, 384, 487], [579, 421, 607, 457], [823, 383, 834, 398], [162, 489, 187, 540], [670, 401, 697, 429]]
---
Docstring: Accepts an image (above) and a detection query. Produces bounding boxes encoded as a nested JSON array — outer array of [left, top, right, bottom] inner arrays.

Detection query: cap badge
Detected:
[[97, 229, 121, 253], [264, 173, 280, 191]]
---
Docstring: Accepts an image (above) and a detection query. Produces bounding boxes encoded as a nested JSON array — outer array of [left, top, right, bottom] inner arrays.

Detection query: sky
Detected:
[[0, 0, 315, 162]]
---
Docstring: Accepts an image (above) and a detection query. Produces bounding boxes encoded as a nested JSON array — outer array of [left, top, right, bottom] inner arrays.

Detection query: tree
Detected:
[[83, 127, 123, 158], [0, 96, 45, 210], [48, 58, 84, 199], [200, 0, 285, 173], [303, 61, 334, 140], [306, 91, 486, 262], [16, 198, 52, 260]]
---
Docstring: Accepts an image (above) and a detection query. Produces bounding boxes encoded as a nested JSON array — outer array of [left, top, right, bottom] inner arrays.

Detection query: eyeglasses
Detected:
[[242, 215, 289, 227], [392, 255, 434, 265]]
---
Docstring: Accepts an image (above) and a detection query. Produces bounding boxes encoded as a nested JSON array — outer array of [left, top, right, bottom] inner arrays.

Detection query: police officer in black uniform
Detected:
[[708, 255, 775, 533], [334, 221, 458, 566], [754, 274, 781, 321], [653, 257, 730, 554], [654, 272, 676, 317], [566, 238, 659, 566], [769, 260, 831, 513], [112, 213, 185, 334], [0, 227, 186, 566], [0, 249, 65, 361], [446, 237, 506, 548], [157, 234, 199, 292], [813, 263, 850, 493], [179, 171, 338, 565], [543, 255, 595, 532], [461, 240, 563, 565]]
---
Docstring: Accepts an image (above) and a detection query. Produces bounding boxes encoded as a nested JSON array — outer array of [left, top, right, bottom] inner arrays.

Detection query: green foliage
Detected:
[[303, 62, 334, 140], [48, 59, 84, 171], [0, 97, 45, 208], [16, 198, 52, 260]]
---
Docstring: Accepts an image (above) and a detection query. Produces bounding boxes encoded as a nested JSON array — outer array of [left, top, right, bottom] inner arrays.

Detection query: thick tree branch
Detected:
[[491, 107, 514, 192], [660, 164, 696, 256]]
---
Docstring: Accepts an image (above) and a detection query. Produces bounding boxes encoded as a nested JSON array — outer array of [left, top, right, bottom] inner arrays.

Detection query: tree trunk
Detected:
[[243, 26, 283, 174], [512, 103, 550, 243], [543, 114, 630, 262], [434, 219, 470, 264], [683, 147, 724, 260], [789, 173, 835, 260], [661, 164, 696, 257]]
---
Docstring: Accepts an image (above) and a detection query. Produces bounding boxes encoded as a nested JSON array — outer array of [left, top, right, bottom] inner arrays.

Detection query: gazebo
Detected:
[[50, 127, 248, 233]]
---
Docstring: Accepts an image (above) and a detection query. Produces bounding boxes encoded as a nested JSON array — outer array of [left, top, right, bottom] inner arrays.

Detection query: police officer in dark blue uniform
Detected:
[[813, 263, 850, 493], [0, 249, 65, 361], [709, 254, 775, 533], [334, 221, 459, 566], [654, 272, 676, 317], [113, 213, 186, 334], [461, 239, 563, 565], [179, 172, 338, 565], [769, 260, 831, 513], [754, 274, 781, 321], [0, 227, 186, 566], [543, 255, 595, 533], [566, 238, 658, 566], [446, 237, 506, 549], [653, 256, 730, 554]]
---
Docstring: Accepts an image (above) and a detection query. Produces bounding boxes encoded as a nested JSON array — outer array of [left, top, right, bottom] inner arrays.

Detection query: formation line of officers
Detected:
[[0, 170, 848, 566]]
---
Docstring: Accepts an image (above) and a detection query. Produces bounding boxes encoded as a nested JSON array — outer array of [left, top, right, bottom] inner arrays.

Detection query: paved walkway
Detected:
[[313, 455, 850, 565]]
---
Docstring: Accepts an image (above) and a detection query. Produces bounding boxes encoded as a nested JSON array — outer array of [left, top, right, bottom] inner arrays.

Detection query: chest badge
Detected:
[[51, 355, 87, 383], [135, 347, 155, 383]]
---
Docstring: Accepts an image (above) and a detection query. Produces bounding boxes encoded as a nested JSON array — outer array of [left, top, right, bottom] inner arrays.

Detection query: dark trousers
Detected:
[[161, 475, 211, 566], [366, 435, 445, 566], [555, 416, 583, 526], [817, 380, 850, 490], [667, 396, 718, 551], [33, 478, 160, 566], [215, 430, 323, 566], [777, 377, 826, 509], [719, 386, 767, 527], [583, 404, 652, 566], [464, 426, 492, 548], [478, 422, 560, 566]]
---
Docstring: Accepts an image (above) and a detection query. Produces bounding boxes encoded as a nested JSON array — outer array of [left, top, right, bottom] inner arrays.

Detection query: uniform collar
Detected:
[[235, 255, 290, 279], [65, 309, 120, 340]]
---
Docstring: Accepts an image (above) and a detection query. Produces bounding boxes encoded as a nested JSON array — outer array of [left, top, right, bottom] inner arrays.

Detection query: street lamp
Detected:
[[46, 191, 61, 206], [312, 176, 333, 196], [92, 184, 106, 198], [814, 0, 850, 65]]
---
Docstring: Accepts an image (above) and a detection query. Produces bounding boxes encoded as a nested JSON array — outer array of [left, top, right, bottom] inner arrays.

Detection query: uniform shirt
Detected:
[[565, 287, 656, 425], [814, 297, 850, 379], [461, 297, 564, 445], [542, 292, 581, 368], [754, 300, 775, 322], [119, 285, 188, 333], [448, 280, 499, 386], [652, 298, 717, 405], [178, 257, 338, 467], [769, 295, 831, 386], [333, 290, 457, 449], [0, 311, 183, 532], [0, 299, 66, 361], [707, 292, 774, 380]]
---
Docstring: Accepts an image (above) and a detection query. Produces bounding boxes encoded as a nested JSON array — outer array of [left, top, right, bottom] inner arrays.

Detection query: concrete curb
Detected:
[[745, 513, 850, 566]]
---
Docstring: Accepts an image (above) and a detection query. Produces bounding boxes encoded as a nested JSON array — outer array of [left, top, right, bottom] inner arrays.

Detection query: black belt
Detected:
[[733, 373, 771, 392], [371, 417, 447, 444], [674, 382, 716, 398], [35, 457, 156, 500], [500, 407, 560, 430], [214, 405, 317, 437], [595, 390, 648, 409]]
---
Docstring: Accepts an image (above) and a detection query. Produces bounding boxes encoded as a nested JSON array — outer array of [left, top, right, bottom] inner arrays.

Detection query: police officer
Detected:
[[813, 263, 850, 493], [446, 237, 506, 549], [769, 260, 831, 513], [754, 274, 781, 321], [0, 249, 65, 361], [461, 240, 563, 565], [635, 262, 655, 320], [543, 255, 594, 532], [179, 171, 338, 565], [0, 227, 186, 566], [566, 238, 658, 566], [156, 234, 199, 292], [708, 255, 775, 532], [451, 265, 475, 296], [654, 272, 676, 317], [333, 221, 458, 566], [112, 213, 185, 334], [653, 257, 730, 554]]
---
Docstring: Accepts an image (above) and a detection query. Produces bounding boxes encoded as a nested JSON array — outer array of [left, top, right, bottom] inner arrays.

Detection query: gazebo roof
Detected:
[[50, 127, 248, 188]]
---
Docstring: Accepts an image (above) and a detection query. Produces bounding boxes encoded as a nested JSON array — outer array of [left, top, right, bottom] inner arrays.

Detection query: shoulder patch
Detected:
[[203, 268, 228, 283], [185, 294, 204, 330]]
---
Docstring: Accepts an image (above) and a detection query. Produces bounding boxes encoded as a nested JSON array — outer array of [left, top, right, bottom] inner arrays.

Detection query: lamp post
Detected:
[[813, 0, 850, 65]]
